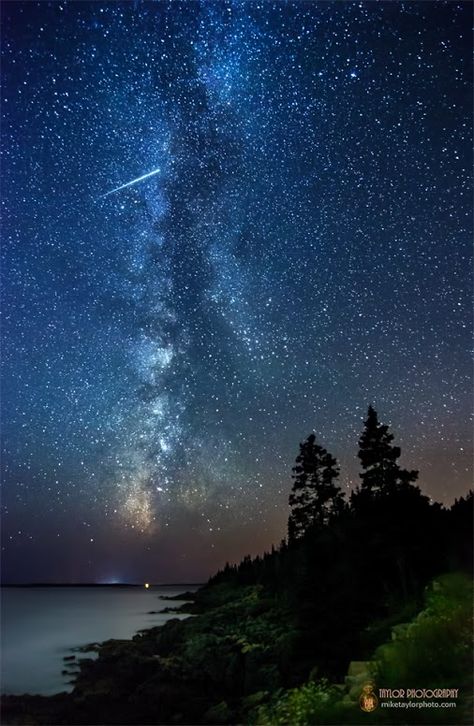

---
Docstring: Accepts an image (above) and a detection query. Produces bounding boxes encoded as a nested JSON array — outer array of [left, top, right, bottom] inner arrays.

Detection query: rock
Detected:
[[76, 643, 100, 653], [241, 691, 269, 709], [160, 591, 197, 601], [203, 700, 233, 724], [391, 623, 410, 640], [344, 661, 376, 702], [349, 682, 365, 700], [347, 660, 370, 677]]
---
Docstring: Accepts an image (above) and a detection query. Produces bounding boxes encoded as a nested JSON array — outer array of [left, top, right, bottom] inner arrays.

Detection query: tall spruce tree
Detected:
[[355, 405, 418, 498], [288, 433, 343, 541]]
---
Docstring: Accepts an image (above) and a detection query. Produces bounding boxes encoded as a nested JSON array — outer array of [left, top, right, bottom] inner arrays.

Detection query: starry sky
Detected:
[[1, 1, 472, 584]]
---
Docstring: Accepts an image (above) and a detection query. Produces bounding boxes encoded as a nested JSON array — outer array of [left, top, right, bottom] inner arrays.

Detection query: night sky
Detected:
[[1, 1, 472, 584]]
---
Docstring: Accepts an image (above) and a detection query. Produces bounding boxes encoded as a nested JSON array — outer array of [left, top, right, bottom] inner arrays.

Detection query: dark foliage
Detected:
[[210, 407, 472, 679], [353, 405, 418, 503], [287, 434, 344, 541]]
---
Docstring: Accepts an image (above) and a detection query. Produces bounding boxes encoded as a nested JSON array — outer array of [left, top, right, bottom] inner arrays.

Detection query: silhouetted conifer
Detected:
[[353, 405, 418, 501], [288, 433, 343, 541]]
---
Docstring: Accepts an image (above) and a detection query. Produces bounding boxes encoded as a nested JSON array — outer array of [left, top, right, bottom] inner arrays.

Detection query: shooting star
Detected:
[[101, 167, 161, 198]]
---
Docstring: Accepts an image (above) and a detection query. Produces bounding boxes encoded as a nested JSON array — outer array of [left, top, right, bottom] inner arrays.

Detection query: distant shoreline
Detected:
[[0, 582, 204, 588]]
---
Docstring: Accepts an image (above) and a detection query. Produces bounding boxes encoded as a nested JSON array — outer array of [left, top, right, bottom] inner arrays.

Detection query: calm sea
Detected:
[[0, 585, 196, 695]]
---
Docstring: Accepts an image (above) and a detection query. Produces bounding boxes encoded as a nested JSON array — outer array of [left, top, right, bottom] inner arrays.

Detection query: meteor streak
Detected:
[[101, 167, 161, 198]]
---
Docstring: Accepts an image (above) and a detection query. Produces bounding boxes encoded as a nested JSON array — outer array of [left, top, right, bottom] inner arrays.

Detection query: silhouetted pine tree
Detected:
[[353, 405, 418, 501], [447, 490, 473, 572], [288, 433, 343, 541]]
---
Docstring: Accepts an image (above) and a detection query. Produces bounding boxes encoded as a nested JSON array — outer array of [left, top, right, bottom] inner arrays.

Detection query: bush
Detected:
[[253, 679, 342, 725], [375, 573, 473, 689]]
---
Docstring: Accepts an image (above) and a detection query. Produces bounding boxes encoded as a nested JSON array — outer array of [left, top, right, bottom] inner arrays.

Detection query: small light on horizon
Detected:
[[144, 582, 150, 589]]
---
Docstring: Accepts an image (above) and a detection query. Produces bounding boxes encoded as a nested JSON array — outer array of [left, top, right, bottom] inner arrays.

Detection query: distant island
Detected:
[[1, 582, 204, 588]]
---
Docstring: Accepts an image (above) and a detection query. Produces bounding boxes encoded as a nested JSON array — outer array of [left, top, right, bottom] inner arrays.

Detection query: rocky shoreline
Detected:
[[1, 585, 290, 724], [1, 575, 472, 725]]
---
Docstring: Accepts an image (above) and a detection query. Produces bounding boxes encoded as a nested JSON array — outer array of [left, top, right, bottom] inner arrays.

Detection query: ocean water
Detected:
[[0, 585, 196, 695]]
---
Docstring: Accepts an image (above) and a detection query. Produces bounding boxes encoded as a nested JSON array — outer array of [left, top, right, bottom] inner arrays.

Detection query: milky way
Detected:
[[1, 1, 472, 583]]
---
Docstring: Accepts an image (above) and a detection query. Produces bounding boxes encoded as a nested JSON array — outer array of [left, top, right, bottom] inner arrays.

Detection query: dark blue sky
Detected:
[[1, 1, 472, 583]]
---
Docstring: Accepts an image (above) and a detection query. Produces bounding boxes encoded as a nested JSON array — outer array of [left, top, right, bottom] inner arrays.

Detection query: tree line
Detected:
[[209, 406, 472, 680]]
